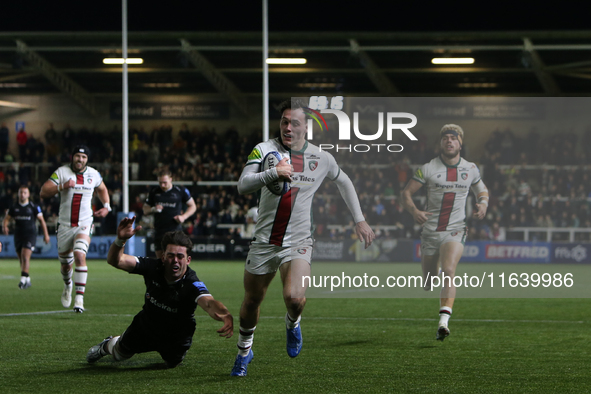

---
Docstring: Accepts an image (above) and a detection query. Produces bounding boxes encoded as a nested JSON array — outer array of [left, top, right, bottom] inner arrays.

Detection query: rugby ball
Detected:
[[262, 151, 289, 195]]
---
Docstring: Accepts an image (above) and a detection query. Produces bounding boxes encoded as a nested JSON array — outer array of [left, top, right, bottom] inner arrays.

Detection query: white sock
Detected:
[[105, 336, 120, 355], [74, 266, 88, 296], [62, 268, 73, 286], [439, 306, 452, 327], [237, 326, 255, 357], [286, 312, 301, 329]]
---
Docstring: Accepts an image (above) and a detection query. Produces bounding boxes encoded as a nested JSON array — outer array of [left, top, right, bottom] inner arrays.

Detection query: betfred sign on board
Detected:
[[485, 244, 550, 263], [413, 241, 552, 263]]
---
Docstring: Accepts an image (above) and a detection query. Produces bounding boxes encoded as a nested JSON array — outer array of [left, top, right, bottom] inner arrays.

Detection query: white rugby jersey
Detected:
[[244, 138, 341, 246], [49, 165, 103, 228], [412, 156, 483, 232]]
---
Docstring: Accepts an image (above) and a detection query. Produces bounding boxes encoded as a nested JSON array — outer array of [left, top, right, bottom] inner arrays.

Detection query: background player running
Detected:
[[401, 124, 488, 341], [3, 185, 50, 289], [40, 145, 111, 313], [143, 169, 196, 258]]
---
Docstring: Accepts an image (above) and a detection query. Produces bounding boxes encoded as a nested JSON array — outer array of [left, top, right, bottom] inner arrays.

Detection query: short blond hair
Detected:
[[440, 124, 464, 145]]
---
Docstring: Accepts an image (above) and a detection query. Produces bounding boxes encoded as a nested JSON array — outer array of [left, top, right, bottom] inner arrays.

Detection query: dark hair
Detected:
[[278, 99, 307, 117], [161, 231, 193, 254], [18, 185, 29, 191]]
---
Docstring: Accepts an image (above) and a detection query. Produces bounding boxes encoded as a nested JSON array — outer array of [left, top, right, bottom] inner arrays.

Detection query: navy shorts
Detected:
[[118, 312, 196, 367], [14, 234, 37, 252]]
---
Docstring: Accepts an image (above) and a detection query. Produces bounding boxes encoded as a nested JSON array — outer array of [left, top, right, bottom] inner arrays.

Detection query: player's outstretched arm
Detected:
[[401, 179, 432, 225], [107, 216, 143, 272], [197, 296, 234, 338]]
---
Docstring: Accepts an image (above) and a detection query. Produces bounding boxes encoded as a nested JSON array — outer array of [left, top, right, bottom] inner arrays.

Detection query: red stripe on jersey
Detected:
[[446, 167, 457, 182], [292, 154, 304, 172], [269, 187, 299, 246], [436, 192, 455, 231], [76, 174, 84, 184], [71, 193, 83, 227]]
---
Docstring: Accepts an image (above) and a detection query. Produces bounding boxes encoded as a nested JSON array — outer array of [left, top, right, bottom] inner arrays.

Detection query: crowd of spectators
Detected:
[[1, 122, 591, 242]]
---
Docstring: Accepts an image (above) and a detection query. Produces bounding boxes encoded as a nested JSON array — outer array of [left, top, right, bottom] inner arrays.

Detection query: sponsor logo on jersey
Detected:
[[309, 161, 318, 171], [308, 154, 320, 159], [461, 173, 468, 180], [248, 148, 262, 161]]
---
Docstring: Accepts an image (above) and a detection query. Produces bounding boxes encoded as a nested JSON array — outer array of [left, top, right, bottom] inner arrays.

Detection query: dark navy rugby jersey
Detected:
[[145, 185, 192, 234], [132, 256, 211, 326], [8, 202, 41, 236]]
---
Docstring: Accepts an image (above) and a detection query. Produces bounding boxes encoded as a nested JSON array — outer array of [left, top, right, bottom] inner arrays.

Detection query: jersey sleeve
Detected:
[[35, 204, 43, 217], [49, 167, 62, 185], [244, 143, 265, 167], [131, 256, 157, 275], [94, 170, 104, 188], [181, 187, 192, 203], [470, 163, 482, 185], [7, 205, 15, 217], [412, 165, 427, 184], [326, 151, 341, 181], [192, 277, 212, 301], [145, 187, 156, 206]]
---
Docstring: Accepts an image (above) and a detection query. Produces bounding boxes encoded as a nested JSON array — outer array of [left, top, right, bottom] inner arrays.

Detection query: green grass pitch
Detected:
[[1, 259, 591, 393]]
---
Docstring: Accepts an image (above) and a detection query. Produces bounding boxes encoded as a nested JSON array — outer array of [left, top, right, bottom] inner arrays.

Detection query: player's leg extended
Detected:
[[437, 241, 464, 341], [280, 258, 310, 358], [58, 249, 74, 307], [232, 270, 275, 376], [280, 258, 310, 324], [421, 253, 440, 291], [72, 234, 91, 313], [18, 247, 33, 289]]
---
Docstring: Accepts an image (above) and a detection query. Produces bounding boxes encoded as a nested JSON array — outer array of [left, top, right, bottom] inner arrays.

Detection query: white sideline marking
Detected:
[[1, 312, 584, 324], [0, 310, 73, 317]]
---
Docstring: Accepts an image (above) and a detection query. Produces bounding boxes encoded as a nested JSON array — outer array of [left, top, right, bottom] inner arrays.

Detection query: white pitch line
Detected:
[[1, 311, 584, 324], [0, 310, 73, 317]]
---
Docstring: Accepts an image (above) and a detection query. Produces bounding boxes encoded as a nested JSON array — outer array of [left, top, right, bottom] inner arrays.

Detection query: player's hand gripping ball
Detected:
[[262, 151, 289, 195]]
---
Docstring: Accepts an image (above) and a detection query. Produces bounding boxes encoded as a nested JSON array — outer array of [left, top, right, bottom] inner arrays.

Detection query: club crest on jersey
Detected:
[[309, 161, 318, 171], [87, 178, 92, 184], [297, 248, 307, 255], [451, 231, 459, 237], [461, 173, 468, 180]]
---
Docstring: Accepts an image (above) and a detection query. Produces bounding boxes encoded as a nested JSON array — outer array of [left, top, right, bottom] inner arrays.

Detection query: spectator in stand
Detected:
[[0, 122, 9, 160], [16, 127, 27, 161]]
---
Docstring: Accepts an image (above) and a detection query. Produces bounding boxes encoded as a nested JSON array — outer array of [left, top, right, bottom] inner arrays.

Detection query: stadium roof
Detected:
[[1, 30, 591, 115]]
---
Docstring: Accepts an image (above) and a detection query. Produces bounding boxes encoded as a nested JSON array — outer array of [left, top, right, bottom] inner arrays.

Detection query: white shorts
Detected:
[[245, 238, 314, 275], [57, 224, 94, 254], [421, 228, 466, 256]]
